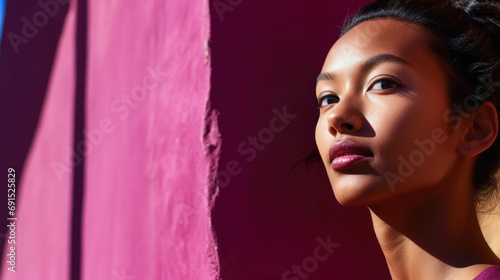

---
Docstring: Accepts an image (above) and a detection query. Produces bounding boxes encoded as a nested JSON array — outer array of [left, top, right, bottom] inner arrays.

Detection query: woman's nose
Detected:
[[327, 97, 363, 137]]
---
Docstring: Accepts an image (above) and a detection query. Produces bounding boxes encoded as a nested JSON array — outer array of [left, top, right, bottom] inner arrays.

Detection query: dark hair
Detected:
[[339, 0, 500, 198]]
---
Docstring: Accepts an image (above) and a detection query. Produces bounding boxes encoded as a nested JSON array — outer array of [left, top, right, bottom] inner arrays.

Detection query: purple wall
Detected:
[[0, 0, 69, 263], [209, 0, 390, 279], [1, 0, 74, 278], [1, 0, 401, 279], [2, 0, 218, 279], [82, 0, 217, 279]]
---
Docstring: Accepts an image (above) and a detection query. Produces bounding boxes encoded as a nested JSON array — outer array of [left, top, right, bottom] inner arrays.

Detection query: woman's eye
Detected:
[[317, 95, 339, 108], [370, 79, 400, 90]]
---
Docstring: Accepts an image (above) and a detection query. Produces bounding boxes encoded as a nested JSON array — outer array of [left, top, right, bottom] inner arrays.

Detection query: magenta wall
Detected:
[[0, 0, 72, 279], [1, 0, 393, 279], [209, 0, 390, 279], [82, 0, 217, 279], [1, 0, 218, 279]]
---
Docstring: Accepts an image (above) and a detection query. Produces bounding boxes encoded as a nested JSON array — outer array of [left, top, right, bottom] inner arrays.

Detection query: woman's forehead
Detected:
[[321, 19, 440, 78]]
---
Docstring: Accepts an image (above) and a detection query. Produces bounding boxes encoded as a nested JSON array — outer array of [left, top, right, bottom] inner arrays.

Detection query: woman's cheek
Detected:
[[371, 103, 455, 189], [369, 103, 426, 168]]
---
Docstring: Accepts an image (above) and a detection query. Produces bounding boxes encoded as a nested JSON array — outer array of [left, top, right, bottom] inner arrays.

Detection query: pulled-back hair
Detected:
[[340, 0, 500, 198]]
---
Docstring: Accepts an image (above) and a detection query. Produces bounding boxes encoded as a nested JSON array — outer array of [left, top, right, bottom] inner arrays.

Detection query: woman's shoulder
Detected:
[[473, 266, 500, 280]]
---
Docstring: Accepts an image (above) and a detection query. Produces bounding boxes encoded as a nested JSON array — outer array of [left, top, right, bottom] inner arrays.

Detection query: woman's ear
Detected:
[[458, 101, 499, 157]]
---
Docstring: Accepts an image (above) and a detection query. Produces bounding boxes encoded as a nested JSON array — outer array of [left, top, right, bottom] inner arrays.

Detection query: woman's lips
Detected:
[[331, 154, 370, 170], [329, 140, 373, 171]]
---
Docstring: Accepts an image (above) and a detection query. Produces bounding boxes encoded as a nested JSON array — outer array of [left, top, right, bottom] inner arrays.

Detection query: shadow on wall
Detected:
[[0, 0, 69, 260], [209, 0, 392, 279]]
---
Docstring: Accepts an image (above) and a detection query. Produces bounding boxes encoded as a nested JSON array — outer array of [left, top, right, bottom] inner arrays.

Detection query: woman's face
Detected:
[[315, 19, 464, 206]]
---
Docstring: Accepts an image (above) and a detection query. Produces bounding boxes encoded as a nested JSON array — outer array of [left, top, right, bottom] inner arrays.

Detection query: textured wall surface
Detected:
[[6, 1, 499, 279], [82, 0, 216, 279], [0, 0, 409, 279], [1, 0, 75, 278], [0, 0, 69, 261], [1, 0, 217, 279], [209, 0, 391, 279]]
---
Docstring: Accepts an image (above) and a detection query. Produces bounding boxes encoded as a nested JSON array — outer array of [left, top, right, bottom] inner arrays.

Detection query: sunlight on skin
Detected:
[[315, 18, 500, 280]]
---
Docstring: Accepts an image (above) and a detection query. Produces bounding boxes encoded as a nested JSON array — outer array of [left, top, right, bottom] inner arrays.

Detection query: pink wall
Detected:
[[1, 0, 396, 279], [209, 0, 391, 279], [1, 0, 75, 278], [82, 0, 217, 279], [2, 0, 217, 279]]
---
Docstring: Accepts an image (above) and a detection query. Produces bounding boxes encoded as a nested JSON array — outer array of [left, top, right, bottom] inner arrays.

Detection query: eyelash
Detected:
[[315, 94, 339, 109], [315, 77, 402, 109], [368, 77, 402, 91]]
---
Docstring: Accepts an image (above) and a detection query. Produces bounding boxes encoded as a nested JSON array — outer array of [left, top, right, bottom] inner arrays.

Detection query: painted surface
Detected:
[[0, 0, 69, 262], [209, 0, 392, 279], [0, 0, 75, 278], [82, 0, 216, 279], [0, 0, 413, 279], [2, 0, 217, 279], [6, 0, 498, 279]]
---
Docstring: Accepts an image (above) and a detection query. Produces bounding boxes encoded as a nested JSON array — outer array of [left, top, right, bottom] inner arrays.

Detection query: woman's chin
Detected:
[[330, 176, 394, 207], [333, 192, 377, 207]]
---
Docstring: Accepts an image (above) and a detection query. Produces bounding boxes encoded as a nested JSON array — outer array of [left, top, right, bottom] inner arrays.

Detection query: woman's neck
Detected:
[[368, 173, 500, 280]]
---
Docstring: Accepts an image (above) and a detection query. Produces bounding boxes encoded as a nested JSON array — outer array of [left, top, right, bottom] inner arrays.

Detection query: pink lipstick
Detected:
[[329, 140, 373, 171]]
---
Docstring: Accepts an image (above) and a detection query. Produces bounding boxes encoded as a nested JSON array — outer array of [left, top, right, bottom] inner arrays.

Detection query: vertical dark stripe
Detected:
[[71, 0, 87, 279]]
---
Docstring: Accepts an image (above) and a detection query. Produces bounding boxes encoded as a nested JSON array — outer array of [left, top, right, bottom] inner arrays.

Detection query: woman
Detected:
[[314, 0, 500, 279]]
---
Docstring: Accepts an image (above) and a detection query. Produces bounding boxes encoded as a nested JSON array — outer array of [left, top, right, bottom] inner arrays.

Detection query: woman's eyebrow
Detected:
[[316, 54, 411, 86], [316, 72, 334, 85], [362, 53, 411, 73]]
